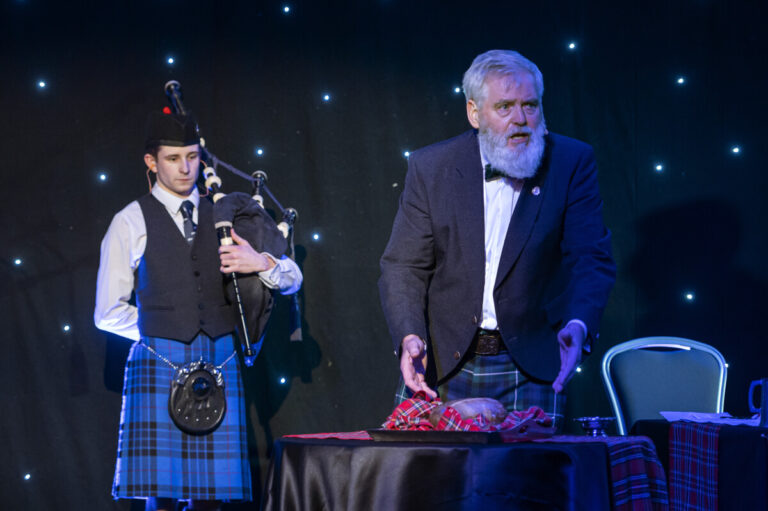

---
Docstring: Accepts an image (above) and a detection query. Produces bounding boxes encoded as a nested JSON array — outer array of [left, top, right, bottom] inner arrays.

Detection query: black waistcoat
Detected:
[[135, 194, 235, 343]]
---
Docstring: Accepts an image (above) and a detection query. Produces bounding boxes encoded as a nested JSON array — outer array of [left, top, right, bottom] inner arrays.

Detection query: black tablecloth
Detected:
[[263, 437, 612, 511], [632, 420, 768, 510]]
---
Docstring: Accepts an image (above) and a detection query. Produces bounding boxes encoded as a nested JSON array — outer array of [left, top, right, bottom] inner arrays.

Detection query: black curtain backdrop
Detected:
[[1, 1, 766, 508]]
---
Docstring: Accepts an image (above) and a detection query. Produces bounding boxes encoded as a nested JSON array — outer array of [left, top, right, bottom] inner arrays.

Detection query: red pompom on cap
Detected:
[[162, 106, 172, 115]]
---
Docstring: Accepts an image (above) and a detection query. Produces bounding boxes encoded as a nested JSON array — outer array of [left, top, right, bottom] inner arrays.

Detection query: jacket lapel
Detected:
[[494, 138, 551, 289], [450, 132, 485, 283]]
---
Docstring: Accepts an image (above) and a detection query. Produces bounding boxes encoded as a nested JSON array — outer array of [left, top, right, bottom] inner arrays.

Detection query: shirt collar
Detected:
[[152, 184, 200, 214], [480, 152, 489, 174], [480, 152, 525, 189], [480, 152, 510, 184]]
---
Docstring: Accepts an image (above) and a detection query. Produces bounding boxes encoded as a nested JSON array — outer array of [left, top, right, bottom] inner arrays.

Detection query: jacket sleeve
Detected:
[[379, 155, 435, 353], [544, 146, 616, 344]]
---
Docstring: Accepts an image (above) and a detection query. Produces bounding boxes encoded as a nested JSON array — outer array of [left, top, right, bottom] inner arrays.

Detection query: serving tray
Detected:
[[368, 418, 555, 443]]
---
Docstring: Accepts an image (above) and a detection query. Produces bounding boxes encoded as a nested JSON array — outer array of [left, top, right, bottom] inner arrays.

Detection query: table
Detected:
[[633, 420, 768, 510], [262, 432, 669, 511]]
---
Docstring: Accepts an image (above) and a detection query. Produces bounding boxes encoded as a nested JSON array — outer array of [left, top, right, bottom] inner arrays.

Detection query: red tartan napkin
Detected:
[[382, 391, 552, 432]]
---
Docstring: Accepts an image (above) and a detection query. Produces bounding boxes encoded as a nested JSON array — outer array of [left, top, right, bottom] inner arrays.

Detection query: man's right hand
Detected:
[[400, 334, 438, 399]]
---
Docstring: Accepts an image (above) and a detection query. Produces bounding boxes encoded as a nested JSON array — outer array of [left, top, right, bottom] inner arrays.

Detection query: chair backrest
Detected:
[[601, 336, 727, 435]]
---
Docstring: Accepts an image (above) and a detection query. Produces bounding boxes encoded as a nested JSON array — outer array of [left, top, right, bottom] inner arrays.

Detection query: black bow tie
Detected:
[[485, 164, 510, 182]]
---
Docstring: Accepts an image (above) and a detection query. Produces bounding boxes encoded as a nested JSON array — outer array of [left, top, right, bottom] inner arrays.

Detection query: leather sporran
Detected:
[[168, 360, 227, 435]]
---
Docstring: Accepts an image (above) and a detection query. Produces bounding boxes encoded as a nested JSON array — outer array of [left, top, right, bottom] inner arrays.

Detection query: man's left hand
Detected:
[[219, 229, 276, 274], [552, 322, 585, 393]]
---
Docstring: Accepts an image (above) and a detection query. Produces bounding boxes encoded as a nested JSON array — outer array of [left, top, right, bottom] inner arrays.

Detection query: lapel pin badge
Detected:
[[532, 186, 541, 196]]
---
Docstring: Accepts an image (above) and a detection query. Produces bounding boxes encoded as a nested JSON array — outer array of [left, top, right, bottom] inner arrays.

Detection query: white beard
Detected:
[[478, 120, 547, 179]]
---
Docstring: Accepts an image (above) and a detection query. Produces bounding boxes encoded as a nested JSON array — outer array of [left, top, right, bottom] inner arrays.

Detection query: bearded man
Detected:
[[378, 50, 615, 429]]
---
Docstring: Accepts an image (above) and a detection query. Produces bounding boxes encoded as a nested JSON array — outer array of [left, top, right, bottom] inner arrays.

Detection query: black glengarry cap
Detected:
[[145, 110, 200, 150]]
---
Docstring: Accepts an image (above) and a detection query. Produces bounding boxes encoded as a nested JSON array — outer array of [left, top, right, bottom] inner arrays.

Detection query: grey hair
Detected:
[[462, 50, 544, 107]]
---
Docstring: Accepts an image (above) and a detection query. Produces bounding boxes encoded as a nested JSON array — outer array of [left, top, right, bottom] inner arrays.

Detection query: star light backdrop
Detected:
[[1, 1, 766, 509]]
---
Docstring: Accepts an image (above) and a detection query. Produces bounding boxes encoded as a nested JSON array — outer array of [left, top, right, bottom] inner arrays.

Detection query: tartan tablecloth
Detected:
[[539, 435, 669, 511], [635, 419, 768, 511], [668, 422, 720, 511]]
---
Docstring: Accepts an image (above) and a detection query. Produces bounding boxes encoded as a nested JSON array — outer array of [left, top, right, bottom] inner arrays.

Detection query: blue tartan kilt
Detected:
[[395, 351, 566, 431], [112, 333, 252, 501]]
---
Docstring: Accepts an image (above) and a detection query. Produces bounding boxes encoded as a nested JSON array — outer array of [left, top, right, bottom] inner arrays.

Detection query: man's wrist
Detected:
[[261, 252, 277, 270], [401, 334, 426, 353], [565, 319, 587, 338], [566, 319, 591, 354]]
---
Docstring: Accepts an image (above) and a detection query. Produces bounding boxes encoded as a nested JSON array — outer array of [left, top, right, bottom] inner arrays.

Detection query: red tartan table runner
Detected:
[[539, 436, 669, 511], [285, 430, 372, 440], [668, 422, 720, 511]]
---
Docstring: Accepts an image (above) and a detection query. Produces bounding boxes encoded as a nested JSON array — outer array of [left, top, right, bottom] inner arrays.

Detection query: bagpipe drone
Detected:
[[164, 80, 302, 363]]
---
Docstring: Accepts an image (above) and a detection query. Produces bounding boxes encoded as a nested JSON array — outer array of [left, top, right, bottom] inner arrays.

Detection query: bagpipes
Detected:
[[164, 80, 302, 363]]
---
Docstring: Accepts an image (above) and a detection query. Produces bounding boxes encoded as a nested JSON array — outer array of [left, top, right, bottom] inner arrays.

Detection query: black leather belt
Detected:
[[471, 329, 506, 356]]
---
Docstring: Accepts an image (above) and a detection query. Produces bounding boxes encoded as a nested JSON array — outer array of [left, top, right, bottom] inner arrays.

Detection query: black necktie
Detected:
[[180, 200, 196, 244], [484, 164, 510, 182]]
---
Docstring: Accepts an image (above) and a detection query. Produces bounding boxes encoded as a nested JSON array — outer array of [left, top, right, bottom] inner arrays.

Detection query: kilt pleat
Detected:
[[112, 333, 252, 501]]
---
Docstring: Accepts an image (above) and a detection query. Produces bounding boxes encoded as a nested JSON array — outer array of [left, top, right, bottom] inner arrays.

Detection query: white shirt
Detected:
[[94, 185, 303, 341], [479, 156, 587, 337], [480, 156, 522, 330]]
